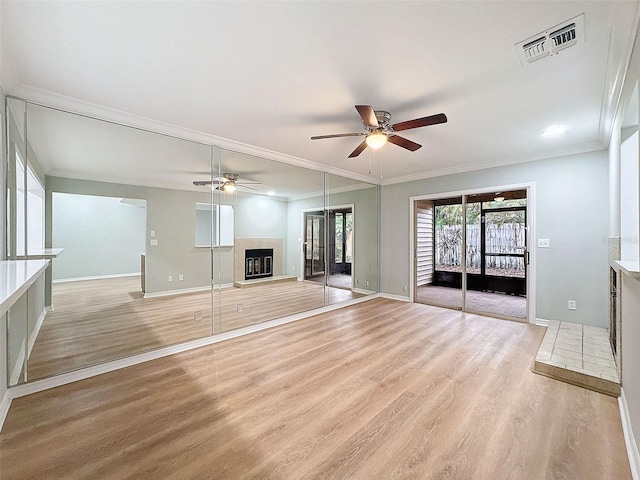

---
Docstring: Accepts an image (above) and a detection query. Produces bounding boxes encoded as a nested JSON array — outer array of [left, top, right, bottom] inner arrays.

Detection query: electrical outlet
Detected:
[[366, 280, 370, 286], [179, 274, 184, 281], [237, 304, 243, 314], [168, 275, 173, 282], [404, 286, 408, 292], [568, 300, 576, 310], [292, 265, 295, 271], [150, 230, 156, 237]]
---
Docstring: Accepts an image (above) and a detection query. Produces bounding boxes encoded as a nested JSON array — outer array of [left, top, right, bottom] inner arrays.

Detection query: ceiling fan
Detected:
[[311, 105, 447, 158], [193, 173, 261, 193]]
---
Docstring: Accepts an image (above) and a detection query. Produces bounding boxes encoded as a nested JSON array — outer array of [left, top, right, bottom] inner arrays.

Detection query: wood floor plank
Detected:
[[1, 299, 632, 479], [27, 276, 361, 380]]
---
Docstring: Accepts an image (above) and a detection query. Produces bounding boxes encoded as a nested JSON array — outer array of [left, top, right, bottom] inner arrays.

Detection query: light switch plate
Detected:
[[150, 239, 158, 246], [537, 238, 550, 248]]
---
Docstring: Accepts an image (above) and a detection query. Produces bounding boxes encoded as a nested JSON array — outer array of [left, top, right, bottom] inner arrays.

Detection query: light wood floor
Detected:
[[28, 277, 361, 381], [4, 299, 631, 479]]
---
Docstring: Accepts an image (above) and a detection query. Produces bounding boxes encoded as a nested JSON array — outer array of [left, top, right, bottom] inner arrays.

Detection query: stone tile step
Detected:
[[533, 360, 620, 397]]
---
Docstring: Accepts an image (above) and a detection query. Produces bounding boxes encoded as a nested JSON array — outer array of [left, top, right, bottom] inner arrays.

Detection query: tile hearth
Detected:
[[533, 320, 620, 397]]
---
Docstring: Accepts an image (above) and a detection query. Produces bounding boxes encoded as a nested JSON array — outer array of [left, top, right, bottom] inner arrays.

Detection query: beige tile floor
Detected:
[[535, 320, 619, 384]]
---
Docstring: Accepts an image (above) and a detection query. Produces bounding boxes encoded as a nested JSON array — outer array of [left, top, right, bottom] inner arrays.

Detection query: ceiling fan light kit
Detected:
[[365, 132, 388, 149], [311, 105, 447, 158]]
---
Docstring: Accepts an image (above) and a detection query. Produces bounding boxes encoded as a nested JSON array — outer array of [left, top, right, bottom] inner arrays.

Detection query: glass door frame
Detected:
[[409, 183, 535, 323]]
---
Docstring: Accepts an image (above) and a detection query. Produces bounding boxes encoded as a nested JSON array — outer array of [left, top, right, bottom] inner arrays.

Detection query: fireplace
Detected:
[[245, 248, 273, 280]]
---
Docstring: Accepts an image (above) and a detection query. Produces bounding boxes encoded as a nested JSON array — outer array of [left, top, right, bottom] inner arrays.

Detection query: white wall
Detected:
[[52, 193, 146, 280], [381, 150, 609, 327]]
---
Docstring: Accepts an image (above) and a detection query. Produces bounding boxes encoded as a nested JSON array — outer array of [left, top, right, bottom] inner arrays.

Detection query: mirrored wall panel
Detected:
[[4, 98, 380, 385]]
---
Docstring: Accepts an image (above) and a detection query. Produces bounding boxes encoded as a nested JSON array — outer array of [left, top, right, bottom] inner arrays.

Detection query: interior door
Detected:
[[304, 212, 325, 278]]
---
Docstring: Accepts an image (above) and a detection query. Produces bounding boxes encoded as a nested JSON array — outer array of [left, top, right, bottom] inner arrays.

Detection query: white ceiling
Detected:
[[2, 1, 639, 190]]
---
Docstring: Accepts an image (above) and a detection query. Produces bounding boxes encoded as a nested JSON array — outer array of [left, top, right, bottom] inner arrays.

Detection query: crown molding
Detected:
[[599, 1, 640, 146], [380, 140, 606, 186], [7, 85, 382, 187]]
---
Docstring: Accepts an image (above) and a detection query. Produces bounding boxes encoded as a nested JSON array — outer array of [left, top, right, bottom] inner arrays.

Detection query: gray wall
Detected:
[[46, 177, 292, 292], [52, 193, 146, 280], [381, 150, 609, 327], [621, 275, 640, 452], [47, 177, 212, 294]]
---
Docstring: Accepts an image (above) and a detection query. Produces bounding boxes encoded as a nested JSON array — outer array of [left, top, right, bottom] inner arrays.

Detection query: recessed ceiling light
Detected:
[[542, 125, 567, 137], [267, 190, 275, 196]]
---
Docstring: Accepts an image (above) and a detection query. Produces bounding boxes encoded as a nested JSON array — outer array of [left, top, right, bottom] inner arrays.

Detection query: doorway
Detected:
[[413, 188, 529, 321], [304, 207, 354, 290], [304, 212, 325, 279]]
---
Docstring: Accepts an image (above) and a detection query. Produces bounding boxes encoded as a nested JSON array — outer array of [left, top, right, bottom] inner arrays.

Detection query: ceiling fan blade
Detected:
[[237, 182, 262, 186], [311, 132, 365, 140], [355, 105, 378, 128], [387, 135, 422, 152], [193, 180, 213, 187], [392, 113, 448, 132], [239, 184, 258, 191], [348, 140, 368, 158]]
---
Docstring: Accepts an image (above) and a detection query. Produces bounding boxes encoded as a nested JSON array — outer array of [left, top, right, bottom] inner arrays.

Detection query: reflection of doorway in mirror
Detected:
[[303, 206, 354, 291]]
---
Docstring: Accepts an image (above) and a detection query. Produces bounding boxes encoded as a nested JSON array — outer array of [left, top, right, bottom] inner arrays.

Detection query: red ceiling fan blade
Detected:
[[392, 113, 447, 132], [348, 140, 368, 158], [311, 132, 365, 140], [387, 135, 422, 151], [355, 105, 379, 128]]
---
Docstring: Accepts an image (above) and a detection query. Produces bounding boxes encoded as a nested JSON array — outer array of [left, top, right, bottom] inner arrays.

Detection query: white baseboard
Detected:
[[10, 342, 26, 387], [53, 272, 140, 283], [0, 390, 12, 432], [380, 293, 411, 302], [143, 285, 212, 299], [28, 309, 47, 358], [620, 388, 640, 480], [353, 287, 376, 295], [534, 318, 551, 327]]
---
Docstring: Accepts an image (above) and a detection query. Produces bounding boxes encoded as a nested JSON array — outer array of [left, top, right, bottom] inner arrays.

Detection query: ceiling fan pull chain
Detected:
[[368, 149, 371, 175]]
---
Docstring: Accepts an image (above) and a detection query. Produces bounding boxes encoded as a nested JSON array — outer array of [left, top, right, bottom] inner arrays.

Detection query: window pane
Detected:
[[16, 153, 25, 256], [26, 166, 45, 254], [345, 212, 353, 263], [335, 213, 343, 263]]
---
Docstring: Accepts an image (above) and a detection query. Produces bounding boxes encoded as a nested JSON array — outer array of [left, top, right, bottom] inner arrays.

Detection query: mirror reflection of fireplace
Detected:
[[246, 249, 274, 280]]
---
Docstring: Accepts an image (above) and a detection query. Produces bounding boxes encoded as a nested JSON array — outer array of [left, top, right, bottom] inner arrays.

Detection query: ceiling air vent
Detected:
[[515, 14, 584, 65]]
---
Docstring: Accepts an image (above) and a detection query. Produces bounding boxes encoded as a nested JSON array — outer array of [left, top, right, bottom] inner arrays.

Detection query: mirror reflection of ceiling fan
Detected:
[[311, 105, 447, 158], [192, 172, 261, 193]]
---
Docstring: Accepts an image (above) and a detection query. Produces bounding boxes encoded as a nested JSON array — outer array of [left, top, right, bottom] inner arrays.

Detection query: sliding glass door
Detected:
[[415, 189, 528, 321]]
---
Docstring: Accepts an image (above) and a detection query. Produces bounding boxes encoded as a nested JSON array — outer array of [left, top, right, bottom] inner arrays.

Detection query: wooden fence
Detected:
[[436, 223, 526, 274]]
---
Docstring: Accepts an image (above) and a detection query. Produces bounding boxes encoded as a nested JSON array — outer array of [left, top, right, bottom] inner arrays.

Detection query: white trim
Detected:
[[28, 309, 46, 357], [7, 89, 379, 187], [10, 342, 25, 387], [213, 283, 234, 290], [6, 294, 379, 402], [534, 318, 551, 327], [53, 272, 140, 284], [620, 388, 640, 480], [380, 293, 411, 302], [381, 142, 605, 186], [353, 287, 376, 295], [143, 285, 212, 299], [0, 392, 12, 433]]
